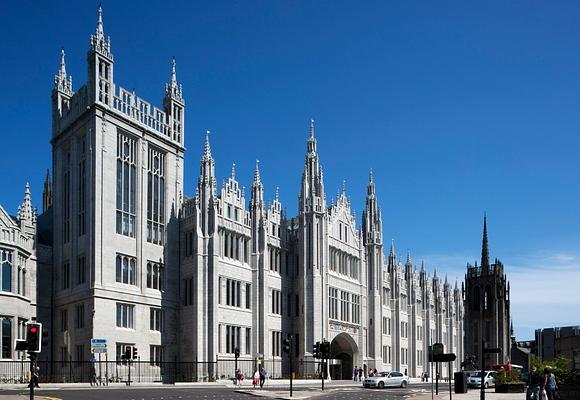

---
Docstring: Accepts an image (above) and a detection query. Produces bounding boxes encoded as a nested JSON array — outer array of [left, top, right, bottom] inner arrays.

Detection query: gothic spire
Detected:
[[90, 5, 112, 56], [165, 57, 183, 100], [253, 159, 261, 185], [54, 48, 73, 94], [405, 249, 412, 267], [96, 4, 104, 41], [307, 118, 317, 154], [481, 213, 490, 271], [42, 169, 52, 213], [231, 162, 236, 180], [18, 183, 34, 226], [202, 130, 212, 161]]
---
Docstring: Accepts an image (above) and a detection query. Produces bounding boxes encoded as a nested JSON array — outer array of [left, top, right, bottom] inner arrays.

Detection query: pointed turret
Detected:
[[18, 183, 35, 228], [250, 160, 264, 212], [196, 131, 217, 235], [300, 119, 325, 212], [163, 57, 185, 144], [42, 169, 53, 213], [165, 57, 184, 102], [362, 169, 382, 247], [481, 213, 490, 272], [90, 4, 112, 57], [388, 239, 397, 270], [54, 48, 73, 95]]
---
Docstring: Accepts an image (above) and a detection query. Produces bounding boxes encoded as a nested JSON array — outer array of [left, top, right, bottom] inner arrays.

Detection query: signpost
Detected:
[[90, 338, 107, 353]]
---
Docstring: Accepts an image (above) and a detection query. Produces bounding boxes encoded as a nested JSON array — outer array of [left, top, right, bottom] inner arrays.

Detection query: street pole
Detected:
[[289, 337, 293, 398], [29, 352, 36, 400], [448, 361, 452, 400], [436, 362, 439, 395], [128, 358, 131, 386], [480, 339, 485, 400], [321, 356, 324, 391]]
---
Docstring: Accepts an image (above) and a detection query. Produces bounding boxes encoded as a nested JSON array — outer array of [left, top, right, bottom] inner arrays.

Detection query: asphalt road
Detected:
[[0, 383, 438, 400]]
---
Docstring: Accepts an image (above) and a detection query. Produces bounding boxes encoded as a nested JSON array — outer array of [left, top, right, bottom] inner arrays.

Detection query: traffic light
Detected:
[[234, 347, 240, 359], [312, 341, 321, 359], [132, 346, 138, 359], [26, 322, 42, 353], [283, 338, 290, 354], [321, 340, 330, 359], [41, 329, 49, 350]]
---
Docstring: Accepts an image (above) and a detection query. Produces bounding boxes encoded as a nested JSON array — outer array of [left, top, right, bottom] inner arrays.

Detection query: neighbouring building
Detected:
[[535, 326, 580, 367], [463, 216, 511, 369]]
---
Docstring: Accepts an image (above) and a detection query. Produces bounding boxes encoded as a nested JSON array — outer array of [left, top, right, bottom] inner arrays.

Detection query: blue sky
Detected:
[[1, 1, 579, 340]]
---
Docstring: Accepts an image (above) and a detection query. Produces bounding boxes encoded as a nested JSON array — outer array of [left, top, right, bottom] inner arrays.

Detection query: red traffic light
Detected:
[[30, 327, 38, 333]]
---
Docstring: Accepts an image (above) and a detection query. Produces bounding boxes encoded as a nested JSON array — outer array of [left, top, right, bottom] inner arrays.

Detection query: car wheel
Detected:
[[378, 381, 384, 389], [401, 381, 407, 388], [484, 382, 489, 389]]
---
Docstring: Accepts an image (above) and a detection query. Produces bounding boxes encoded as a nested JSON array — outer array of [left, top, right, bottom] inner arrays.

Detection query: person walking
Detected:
[[542, 367, 558, 400], [259, 366, 267, 389], [252, 369, 260, 389], [353, 366, 358, 382], [527, 367, 542, 400]]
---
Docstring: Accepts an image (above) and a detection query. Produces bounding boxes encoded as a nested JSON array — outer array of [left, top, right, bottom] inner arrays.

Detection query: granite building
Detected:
[[2, 6, 466, 380]]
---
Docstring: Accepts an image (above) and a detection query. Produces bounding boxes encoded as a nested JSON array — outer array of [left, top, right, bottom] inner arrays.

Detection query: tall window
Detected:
[[116, 303, 134, 329], [271, 331, 281, 357], [116, 133, 136, 237], [78, 138, 86, 236], [329, 287, 338, 319], [1, 317, 11, 359], [245, 283, 251, 309], [224, 278, 242, 307], [77, 256, 86, 285], [150, 345, 163, 366], [62, 261, 70, 290], [150, 308, 164, 332], [75, 304, 85, 329], [116, 254, 136, 285], [352, 295, 361, 324], [147, 148, 165, 245], [225, 325, 241, 354], [60, 309, 68, 332], [245, 327, 251, 354], [340, 291, 350, 322], [1, 250, 12, 292], [63, 151, 71, 243], [76, 345, 84, 363], [271, 289, 281, 315], [147, 262, 164, 290]]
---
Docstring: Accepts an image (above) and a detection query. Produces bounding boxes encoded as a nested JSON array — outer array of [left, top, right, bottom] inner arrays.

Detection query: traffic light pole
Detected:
[[480, 339, 485, 400], [289, 338, 293, 398], [29, 352, 36, 400], [321, 356, 324, 392]]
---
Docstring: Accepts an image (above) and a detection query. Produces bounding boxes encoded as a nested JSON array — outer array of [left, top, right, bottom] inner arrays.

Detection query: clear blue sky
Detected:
[[1, 1, 579, 340]]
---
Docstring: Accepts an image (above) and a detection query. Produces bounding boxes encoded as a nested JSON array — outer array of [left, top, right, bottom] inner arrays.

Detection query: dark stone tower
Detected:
[[463, 215, 511, 368]]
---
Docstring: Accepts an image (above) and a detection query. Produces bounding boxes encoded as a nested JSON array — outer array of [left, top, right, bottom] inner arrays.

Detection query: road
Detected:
[[0, 382, 438, 400]]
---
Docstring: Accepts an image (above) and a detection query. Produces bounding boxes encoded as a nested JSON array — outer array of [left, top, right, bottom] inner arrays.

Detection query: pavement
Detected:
[[0, 380, 529, 400]]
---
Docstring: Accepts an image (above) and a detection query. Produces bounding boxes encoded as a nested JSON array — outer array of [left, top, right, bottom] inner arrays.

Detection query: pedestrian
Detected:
[[404, 368, 408, 377], [353, 366, 358, 382], [235, 368, 243, 387], [527, 367, 542, 400], [29, 365, 40, 388], [542, 367, 558, 400], [373, 368, 378, 377], [259, 366, 267, 389], [252, 369, 260, 388]]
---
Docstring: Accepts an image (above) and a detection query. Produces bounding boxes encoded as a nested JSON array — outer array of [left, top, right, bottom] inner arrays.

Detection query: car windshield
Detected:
[[380, 372, 390, 377]]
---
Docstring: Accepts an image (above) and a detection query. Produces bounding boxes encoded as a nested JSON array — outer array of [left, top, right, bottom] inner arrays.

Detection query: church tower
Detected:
[[463, 215, 511, 368]]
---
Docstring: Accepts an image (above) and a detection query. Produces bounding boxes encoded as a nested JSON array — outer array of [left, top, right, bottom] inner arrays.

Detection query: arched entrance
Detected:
[[329, 332, 358, 380]]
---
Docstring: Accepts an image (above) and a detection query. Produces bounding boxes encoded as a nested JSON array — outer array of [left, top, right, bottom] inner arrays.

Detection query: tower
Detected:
[[362, 169, 384, 367], [50, 5, 185, 367], [298, 119, 327, 355], [464, 215, 511, 367], [42, 169, 53, 213]]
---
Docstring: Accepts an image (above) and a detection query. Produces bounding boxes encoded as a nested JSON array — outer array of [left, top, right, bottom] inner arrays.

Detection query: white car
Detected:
[[363, 371, 409, 389], [467, 370, 496, 388]]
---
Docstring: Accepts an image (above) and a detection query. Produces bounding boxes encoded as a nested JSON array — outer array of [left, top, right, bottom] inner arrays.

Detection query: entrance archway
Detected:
[[329, 332, 358, 380]]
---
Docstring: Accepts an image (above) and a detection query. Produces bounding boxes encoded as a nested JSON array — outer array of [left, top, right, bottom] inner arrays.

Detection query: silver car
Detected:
[[467, 370, 496, 388], [363, 371, 409, 389]]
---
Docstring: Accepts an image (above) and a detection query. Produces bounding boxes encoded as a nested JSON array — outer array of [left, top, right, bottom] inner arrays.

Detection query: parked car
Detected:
[[363, 371, 409, 389], [467, 370, 496, 388]]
